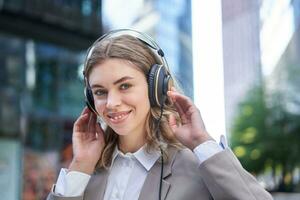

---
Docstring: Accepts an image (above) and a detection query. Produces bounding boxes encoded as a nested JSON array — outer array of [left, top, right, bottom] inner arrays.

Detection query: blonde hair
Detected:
[[84, 35, 182, 169]]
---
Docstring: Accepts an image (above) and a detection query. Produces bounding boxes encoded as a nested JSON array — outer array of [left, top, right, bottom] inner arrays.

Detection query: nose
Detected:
[[106, 91, 122, 109]]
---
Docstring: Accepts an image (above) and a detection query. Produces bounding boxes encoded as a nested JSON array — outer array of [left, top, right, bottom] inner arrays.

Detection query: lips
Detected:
[[106, 110, 132, 124]]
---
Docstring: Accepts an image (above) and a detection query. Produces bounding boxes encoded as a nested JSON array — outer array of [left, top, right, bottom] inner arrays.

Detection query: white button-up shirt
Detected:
[[104, 146, 160, 200], [54, 137, 227, 200]]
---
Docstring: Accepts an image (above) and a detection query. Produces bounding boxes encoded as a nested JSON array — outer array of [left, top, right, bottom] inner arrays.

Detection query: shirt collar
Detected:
[[111, 145, 161, 171]]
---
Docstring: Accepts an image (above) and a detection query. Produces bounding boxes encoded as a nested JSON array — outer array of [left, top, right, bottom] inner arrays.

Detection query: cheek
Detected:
[[133, 94, 151, 112], [120, 93, 150, 111], [94, 99, 106, 115]]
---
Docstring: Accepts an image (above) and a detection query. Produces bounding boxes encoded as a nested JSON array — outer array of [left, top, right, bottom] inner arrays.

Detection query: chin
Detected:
[[110, 127, 131, 136]]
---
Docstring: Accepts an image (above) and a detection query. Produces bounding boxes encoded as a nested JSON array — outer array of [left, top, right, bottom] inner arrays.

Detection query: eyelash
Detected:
[[93, 83, 132, 96], [94, 90, 107, 96], [120, 83, 131, 90]]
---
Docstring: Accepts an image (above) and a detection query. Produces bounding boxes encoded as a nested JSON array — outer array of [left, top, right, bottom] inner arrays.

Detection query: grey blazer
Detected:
[[47, 148, 273, 200]]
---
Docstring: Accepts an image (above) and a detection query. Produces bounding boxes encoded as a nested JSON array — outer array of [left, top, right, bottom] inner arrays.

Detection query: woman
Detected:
[[47, 29, 272, 200]]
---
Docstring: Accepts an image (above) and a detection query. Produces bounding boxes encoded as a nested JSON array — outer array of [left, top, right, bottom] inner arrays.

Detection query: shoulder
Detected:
[[172, 147, 199, 164], [164, 146, 211, 199], [167, 146, 200, 174]]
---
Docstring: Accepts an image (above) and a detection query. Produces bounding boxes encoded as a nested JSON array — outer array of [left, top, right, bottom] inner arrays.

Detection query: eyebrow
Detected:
[[90, 76, 134, 89]]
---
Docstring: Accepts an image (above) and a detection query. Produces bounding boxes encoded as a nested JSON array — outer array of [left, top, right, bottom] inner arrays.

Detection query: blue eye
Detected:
[[120, 83, 131, 90], [94, 90, 107, 96]]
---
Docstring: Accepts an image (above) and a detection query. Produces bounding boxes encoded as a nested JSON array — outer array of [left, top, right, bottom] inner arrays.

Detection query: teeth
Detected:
[[111, 113, 127, 120]]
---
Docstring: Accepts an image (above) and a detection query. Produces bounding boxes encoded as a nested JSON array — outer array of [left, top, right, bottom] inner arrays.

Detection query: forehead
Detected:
[[88, 58, 146, 84]]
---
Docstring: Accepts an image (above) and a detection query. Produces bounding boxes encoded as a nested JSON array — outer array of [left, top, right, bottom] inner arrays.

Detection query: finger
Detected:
[[168, 114, 177, 133], [88, 113, 97, 133], [168, 91, 194, 111], [171, 86, 177, 92], [167, 91, 175, 104], [95, 124, 105, 142], [167, 92, 189, 123], [74, 113, 89, 132], [174, 101, 189, 124], [80, 106, 90, 116], [169, 90, 201, 116], [167, 90, 194, 124]]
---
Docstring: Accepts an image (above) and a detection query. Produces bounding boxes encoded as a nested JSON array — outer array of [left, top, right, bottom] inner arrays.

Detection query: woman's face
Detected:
[[88, 58, 151, 137]]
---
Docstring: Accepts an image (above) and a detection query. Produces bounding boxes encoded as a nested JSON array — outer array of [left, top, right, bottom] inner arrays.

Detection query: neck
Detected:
[[118, 132, 146, 153]]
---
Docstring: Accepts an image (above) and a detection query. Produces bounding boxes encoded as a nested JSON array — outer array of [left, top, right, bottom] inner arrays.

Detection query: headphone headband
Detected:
[[83, 29, 170, 75], [83, 28, 172, 110]]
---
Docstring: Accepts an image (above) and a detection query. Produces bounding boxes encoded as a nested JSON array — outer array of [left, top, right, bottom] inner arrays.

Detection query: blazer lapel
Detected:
[[138, 147, 178, 200], [84, 168, 109, 200]]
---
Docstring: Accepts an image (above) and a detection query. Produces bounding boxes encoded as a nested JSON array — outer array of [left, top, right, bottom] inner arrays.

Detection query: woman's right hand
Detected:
[[68, 107, 105, 175]]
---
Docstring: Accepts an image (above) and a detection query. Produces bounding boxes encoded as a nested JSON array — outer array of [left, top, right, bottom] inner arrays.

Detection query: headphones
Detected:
[[83, 29, 169, 200], [83, 29, 173, 114]]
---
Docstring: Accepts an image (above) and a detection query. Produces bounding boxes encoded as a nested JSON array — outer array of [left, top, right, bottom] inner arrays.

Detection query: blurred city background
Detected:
[[0, 0, 300, 199]]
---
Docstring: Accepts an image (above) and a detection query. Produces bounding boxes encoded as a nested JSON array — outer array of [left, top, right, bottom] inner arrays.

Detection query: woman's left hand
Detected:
[[167, 87, 214, 150]]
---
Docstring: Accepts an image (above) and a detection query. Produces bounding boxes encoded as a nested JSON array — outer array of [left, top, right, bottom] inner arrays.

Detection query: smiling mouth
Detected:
[[107, 110, 132, 124]]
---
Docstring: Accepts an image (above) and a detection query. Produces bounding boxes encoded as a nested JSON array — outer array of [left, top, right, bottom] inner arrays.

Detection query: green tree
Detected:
[[230, 82, 300, 192], [230, 86, 269, 174]]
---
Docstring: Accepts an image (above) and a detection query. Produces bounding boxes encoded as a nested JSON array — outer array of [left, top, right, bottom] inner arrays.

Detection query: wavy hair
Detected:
[[84, 35, 182, 169]]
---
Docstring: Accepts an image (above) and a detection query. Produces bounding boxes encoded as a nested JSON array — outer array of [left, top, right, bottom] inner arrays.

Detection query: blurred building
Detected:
[[155, 0, 193, 98], [261, 0, 300, 121], [0, 0, 102, 199], [260, 0, 300, 83], [260, 0, 300, 77], [223, 0, 300, 135], [221, 0, 262, 136], [103, 0, 193, 98], [0, 0, 192, 199]]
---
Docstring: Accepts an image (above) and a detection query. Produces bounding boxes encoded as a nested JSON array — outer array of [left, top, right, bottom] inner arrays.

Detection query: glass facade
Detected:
[[102, 0, 193, 97], [0, 0, 102, 197], [0, 33, 84, 199], [0, 0, 192, 199], [155, 0, 193, 98]]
